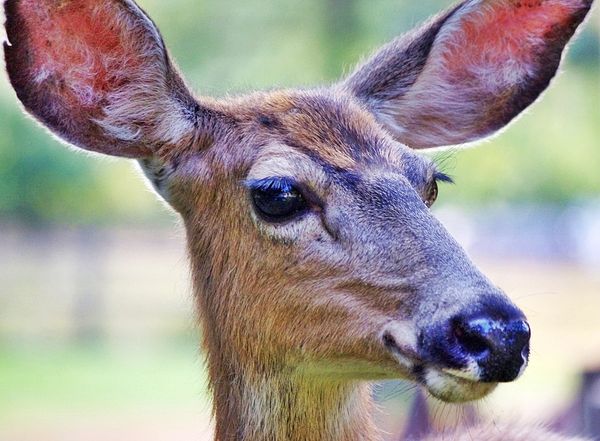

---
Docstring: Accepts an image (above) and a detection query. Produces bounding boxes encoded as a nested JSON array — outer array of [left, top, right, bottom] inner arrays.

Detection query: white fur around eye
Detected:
[[250, 207, 324, 243]]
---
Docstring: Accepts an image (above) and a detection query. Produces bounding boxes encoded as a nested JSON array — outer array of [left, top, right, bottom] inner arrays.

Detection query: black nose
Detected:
[[420, 299, 531, 384], [452, 312, 530, 382]]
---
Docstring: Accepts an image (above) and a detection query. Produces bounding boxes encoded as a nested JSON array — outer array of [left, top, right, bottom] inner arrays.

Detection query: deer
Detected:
[[3, 0, 595, 440]]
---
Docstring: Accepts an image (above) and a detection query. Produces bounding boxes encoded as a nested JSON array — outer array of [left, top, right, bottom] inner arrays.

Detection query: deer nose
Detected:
[[451, 313, 531, 383]]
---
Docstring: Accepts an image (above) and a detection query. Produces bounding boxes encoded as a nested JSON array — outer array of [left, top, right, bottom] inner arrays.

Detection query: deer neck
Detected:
[[193, 280, 381, 441], [187, 223, 381, 441], [207, 358, 381, 441]]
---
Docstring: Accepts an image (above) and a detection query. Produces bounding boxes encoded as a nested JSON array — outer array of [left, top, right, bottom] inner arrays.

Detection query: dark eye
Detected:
[[425, 172, 452, 208], [425, 180, 438, 208], [248, 177, 309, 223]]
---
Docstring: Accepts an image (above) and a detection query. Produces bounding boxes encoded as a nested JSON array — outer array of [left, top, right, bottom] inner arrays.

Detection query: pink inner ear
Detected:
[[19, 0, 143, 108], [441, 0, 581, 85]]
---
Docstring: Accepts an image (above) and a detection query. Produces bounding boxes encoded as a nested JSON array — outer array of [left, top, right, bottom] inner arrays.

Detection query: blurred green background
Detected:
[[0, 1, 599, 440]]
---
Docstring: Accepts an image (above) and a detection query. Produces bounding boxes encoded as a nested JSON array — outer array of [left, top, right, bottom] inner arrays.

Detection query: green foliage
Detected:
[[0, 0, 598, 224]]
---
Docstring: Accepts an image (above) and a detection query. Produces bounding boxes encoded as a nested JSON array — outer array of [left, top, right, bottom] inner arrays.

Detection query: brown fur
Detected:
[[3, 1, 594, 440]]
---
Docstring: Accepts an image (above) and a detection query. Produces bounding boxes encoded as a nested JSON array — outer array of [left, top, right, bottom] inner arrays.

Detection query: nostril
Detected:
[[382, 332, 396, 349], [452, 319, 491, 357]]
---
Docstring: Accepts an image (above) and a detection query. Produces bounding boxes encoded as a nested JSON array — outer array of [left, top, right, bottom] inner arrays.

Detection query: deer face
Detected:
[[162, 90, 529, 402], [4, 0, 592, 403]]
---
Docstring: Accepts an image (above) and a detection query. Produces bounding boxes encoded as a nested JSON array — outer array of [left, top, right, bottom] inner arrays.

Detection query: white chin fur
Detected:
[[441, 359, 482, 382], [424, 368, 497, 403]]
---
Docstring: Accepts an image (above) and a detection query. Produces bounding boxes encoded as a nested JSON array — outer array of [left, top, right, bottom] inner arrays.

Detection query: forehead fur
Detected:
[[236, 90, 395, 171]]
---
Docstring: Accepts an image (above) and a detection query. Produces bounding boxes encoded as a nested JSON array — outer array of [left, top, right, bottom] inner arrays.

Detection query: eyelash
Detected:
[[245, 177, 297, 193], [433, 172, 454, 184]]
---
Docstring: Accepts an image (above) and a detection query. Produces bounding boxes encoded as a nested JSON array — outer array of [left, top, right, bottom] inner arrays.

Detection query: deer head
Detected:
[[4, 0, 593, 439]]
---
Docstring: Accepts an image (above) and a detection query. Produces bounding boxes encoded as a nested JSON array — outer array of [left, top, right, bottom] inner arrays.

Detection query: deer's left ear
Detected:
[[343, 0, 593, 149]]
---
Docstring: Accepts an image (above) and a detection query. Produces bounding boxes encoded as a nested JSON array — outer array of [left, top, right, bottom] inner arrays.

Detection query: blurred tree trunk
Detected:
[[321, 0, 360, 79], [72, 228, 107, 346], [583, 370, 600, 438]]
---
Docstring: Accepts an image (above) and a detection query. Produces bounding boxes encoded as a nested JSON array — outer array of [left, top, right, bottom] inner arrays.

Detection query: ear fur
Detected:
[[3, 0, 204, 158], [344, 0, 594, 149]]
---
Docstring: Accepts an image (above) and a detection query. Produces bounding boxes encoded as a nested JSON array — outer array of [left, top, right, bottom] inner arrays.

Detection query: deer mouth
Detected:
[[382, 330, 498, 403]]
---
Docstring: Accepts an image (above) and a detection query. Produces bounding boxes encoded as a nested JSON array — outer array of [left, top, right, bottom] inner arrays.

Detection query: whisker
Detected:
[[377, 381, 419, 402], [513, 291, 558, 301]]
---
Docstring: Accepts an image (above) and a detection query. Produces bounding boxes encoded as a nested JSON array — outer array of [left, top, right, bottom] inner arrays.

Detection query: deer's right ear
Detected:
[[3, 0, 210, 159]]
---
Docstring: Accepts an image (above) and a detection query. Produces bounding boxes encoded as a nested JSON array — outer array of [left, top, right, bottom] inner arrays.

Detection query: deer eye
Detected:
[[425, 180, 438, 208], [425, 172, 453, 208], [247, 177, 309, 223]]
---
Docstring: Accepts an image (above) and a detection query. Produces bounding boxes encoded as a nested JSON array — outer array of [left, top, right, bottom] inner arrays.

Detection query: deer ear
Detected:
[[3, 0, 205, 158], [343, 0, 593, 149]]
